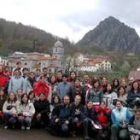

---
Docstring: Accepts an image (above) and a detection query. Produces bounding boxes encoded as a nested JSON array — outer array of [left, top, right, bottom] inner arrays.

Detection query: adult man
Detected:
[[70, 95, 86, 137], [56, 74, 72, 100], [50, 95, 71, 136], [33, 76, 49, 99], [34, 93, 50, 128]]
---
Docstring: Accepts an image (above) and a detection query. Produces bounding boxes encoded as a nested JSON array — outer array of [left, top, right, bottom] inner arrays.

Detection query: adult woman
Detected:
[[50, 95, 60, 114], [0, 87, 7, 122], [3, 93, 19, 129], [95, 101, 111, 140], [48, 75, 58, 103], [86, 80, 103, 106], [28, 91, 35, 103], [71, 78, 85, 105], [18, 94, 35, 130], [127, 81, 140, 108], [68, 71, 77, 85], [112, 78, 120, 93], [111, 100, 131, 140], [118, 86, 127, 107], [103, 83, 117, 109]]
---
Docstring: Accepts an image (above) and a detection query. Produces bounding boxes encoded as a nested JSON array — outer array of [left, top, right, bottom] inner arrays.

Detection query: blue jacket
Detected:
[[111, 107, 131, 127], [56, 82, 72, 100], [8, 76, 25, 94], [127, 90, 140, 104]]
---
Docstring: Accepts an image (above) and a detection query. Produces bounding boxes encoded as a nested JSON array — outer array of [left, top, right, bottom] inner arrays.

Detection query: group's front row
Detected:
[[1, 92, 140, 140]]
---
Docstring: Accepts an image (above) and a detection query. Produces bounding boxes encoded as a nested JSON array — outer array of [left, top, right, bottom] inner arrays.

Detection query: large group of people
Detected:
[[0, 62, 140, 140]]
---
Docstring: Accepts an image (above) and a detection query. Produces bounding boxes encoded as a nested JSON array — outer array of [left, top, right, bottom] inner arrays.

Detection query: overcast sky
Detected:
[[0, 0, 140, 42]]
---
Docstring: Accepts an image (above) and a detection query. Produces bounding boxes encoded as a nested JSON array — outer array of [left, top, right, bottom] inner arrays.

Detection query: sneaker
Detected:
[[84, 136, 90, 140], [21, 125, 25, 130], [26, 126, 30, 130], [12, 125, 15, 129], [71, 132, 76, 137], [4, 125, 8, 129]]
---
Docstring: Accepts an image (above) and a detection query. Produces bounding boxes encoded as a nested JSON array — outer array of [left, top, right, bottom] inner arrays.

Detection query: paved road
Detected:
[[0, 126, 83, 140]]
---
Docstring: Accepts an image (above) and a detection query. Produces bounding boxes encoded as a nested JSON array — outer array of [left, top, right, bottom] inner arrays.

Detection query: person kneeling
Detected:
[[33, 93, 50, 128], [18, 94, 35, 130], [50, 95, 71, 136], [111, 100, 131, 140], [3, 93, 19, 129]]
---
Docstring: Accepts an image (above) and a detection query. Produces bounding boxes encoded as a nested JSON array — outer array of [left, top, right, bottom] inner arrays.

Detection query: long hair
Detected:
[[7, 93, 17, 103], [117, 86, 126, 97], [131, 81, 140, 93], [112, 78, 120, 88], [21, 94, 29, 105], [105, 83, 113, 93]]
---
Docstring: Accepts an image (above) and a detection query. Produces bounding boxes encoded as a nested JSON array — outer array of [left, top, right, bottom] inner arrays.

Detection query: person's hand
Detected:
[[36, 113, 41, 119], [122, 124, 126, 129], [65, 120, 69, 125], [12, 113, 17, 117], [75, 109, 80, 115], [55, 118, 59, 123], [35, 96, 39, 101], [91, 121, 94, 125]]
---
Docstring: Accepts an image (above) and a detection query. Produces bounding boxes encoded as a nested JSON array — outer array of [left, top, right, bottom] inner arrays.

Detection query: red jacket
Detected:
[[95, 106, 110, 127], [0, 72, 9, 88], [33, 81, 49, 99]]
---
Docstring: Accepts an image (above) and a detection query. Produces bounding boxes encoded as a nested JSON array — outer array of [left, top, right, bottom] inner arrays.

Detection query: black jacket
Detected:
[[34, 99, 50, 115]]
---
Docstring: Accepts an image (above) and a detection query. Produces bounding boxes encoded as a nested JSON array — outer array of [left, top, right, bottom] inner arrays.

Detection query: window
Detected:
[[24, 63, 27, 65]]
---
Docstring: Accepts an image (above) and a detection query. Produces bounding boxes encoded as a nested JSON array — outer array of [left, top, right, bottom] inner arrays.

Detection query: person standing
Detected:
[[56, 74, 72, 100]]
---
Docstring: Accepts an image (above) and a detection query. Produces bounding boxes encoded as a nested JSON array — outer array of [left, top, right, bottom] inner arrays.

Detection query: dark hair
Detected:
[[40, 75, 45, 79], [21, 94, 29, 104], [57, 70, 62, 74], [28, 91, 35, 98], [105, 83, 113, 93], [75, 78, 81, 82], [100, 101, 106, 105], [36, 69, 41, 72], [7, 93, 17, 103], [101, 76, 107, 81], [118, 86, 126, 97], [112, 78, 120, 88], [131, 81, 140, 92], [16, 61, 21, 65], [135, 109, 140, 114], [22, 68, 29, 72], [0, 86, 2, 91], [43, 67, 48, 71], [92, 79, 100, 88], [51, 95, 61, 104], [70, 71, 77, 77], [14, 69, 21, 75], [62, 74, 68, 78], [116, 99, 123, 105]]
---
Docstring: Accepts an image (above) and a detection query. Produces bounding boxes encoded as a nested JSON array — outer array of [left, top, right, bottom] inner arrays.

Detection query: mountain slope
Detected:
[[77, 16, 140, 53], [0, 18, 74, 56]]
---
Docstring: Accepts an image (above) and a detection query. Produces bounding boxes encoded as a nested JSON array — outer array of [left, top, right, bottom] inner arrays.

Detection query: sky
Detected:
[[0, 0, 140, 43]]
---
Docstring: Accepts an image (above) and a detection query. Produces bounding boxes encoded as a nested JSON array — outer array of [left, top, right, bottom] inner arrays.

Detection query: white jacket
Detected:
[[3, 100, 20, 115], [18, 102, 35, 117]]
